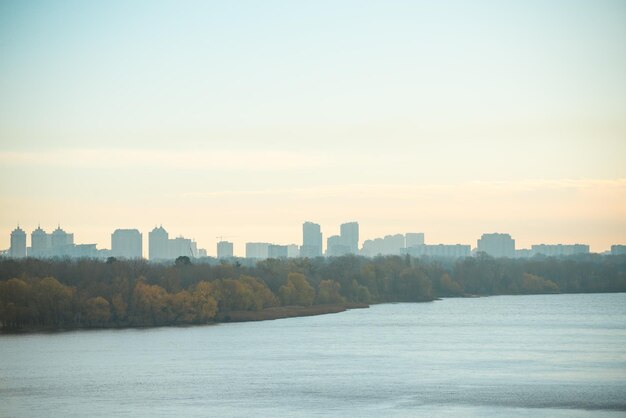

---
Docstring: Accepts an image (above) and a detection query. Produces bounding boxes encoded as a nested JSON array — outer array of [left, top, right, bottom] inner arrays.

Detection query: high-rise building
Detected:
[[170, 236, 198, 258], [382, 234, 405, 255], [361, 238, 384, 257], [268, 244, 288, 258], [530, 244, 589, 257], [286, 244, 299, 258], [405, 233, 425, 247], [405, 244, 471, 259], [611, 245, 626, 255], [477, 233, 515, 258], [30, 226, 51, 257], [217, 241, 234, 259], [111, 229, 143, 259], [149, 226, 169, 260], [246, 242, 270, 259], [301, 221, 323, 257], [340, 221, 359, 254], [149, 226, 199, 260], [9, 226, 26, 258], [326, 235, 349, 257], [51, 225, 74, 250]]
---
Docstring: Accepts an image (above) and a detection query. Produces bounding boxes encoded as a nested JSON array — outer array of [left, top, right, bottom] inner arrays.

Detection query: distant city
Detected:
[[4, 222, 626, 261]]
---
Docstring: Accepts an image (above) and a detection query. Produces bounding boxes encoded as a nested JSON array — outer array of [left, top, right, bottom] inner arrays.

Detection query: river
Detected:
[[1, 293, 625, 417]]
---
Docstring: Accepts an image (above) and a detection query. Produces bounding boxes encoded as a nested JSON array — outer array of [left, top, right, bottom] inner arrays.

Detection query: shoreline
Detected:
[[217, 303, 369, 322], [0, 303, 371, 334]]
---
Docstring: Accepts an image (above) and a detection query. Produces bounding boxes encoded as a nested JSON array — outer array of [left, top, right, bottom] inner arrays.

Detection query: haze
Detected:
[[1, 0, 625, 254]]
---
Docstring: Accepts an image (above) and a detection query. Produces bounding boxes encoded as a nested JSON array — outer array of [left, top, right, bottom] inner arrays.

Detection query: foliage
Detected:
[[1, 253, 625, 330]]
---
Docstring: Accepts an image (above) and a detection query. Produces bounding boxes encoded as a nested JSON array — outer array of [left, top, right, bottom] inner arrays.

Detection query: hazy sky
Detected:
[[1, 0, 625, 255]]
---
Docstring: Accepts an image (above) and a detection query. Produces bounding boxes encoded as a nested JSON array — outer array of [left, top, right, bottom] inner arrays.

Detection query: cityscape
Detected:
[[5, 222, 626, 261]]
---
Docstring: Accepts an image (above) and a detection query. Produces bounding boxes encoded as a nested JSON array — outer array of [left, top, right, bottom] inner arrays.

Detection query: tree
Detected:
[[175, 256, 192, 267], [132, 280, 167, 325], [192, 281, 218, 322], [83, 296, 111, 326], [316, 280, 344, 304], [279, 273, 315, 306]]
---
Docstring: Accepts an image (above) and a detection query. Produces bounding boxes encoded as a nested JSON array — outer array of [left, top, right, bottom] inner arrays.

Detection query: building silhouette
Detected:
[[149, 226, 169, 260], [530, 244, 589, 257], [9, 226, 26, 258], [246, 242, 270, 259], [149, 226, 198, 260], [268, 244, 288, 259], [217, 241, 234, 259], [477, 233, 515, 258], [611, 245, 626, 255], [301, 222, 322, 257], [30, 226, 51, 257], [340, 222, 359, 254], [51, 225, 74, 253], [405, 233, 425, 248], [326, 235, 349, 257], [111, 229, 142, 259], [405, 244, 471, 258]]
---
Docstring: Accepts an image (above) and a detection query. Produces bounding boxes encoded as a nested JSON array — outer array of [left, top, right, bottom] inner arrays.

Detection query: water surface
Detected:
[[1, 293, 625, 416]]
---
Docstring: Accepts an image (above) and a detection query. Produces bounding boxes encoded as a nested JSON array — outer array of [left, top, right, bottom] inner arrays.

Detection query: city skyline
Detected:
[[3, 221, 618, 259], [1, 1, 625, 254]]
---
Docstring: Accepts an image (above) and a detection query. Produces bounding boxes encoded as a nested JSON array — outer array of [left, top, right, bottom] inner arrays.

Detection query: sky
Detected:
[[1, 0, 625, 255]]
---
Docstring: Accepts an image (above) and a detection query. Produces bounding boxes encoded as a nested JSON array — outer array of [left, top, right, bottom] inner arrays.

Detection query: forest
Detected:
[[1, 253, 625, 331]]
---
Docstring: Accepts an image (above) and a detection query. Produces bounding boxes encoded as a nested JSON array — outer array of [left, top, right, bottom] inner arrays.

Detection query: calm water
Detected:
[[1, 293, 625, 417]]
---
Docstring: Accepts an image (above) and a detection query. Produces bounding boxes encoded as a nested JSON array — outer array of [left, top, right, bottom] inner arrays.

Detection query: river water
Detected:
[[1, 293, 625, 417]]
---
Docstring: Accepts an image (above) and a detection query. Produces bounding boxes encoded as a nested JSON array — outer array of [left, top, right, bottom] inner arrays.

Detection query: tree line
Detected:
[[1, 253, 625, 330]]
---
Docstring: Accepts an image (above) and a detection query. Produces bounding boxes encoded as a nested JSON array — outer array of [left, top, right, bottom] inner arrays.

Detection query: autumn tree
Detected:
[[316, 280, 344, 305], [83, 296, 111, 326], [279, 273, 315, 306]]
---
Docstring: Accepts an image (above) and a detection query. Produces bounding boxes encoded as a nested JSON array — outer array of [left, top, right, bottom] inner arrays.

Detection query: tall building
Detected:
[[149, 226, 199, 260], [246, 242, 270, 259], [51, 225, 74, 250], [268, 244, 288, 258], [9, 226, 26, 258], [530, 244, 589, 257], [326, 235, 349, 257], [361, 238, 384, 257], [611, 245, 626, 255], [477, 233, 515, 258], [382, 234, 405, 255], [340, 221, 359, 254], [30, 226, 51, 257], [149, 226, 169, 260], [286, 244, 300, 258], [217, 241, 234, 259], [301, 221, 323, 257], [405, 233, 425, 247], [111, 229, 143, 259], [405, 244, 471, 259], [170, 236, 198, 258]]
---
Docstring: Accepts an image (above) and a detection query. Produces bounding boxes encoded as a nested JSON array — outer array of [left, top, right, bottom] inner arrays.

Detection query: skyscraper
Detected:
[[301, 221, 322, 257], [9, 226, 26, 258], [405, 233, 425, 248], [111, 229, 143, 259], [149, 226, 169, 260], [246, 242, 270, 259], [326, 235, 349, 257], [51, 225, 74, 250], [477, 233, 515, 258], [340, 221, 359, 254], [30, 226, 51, 257], [217, 241, 234, 259]]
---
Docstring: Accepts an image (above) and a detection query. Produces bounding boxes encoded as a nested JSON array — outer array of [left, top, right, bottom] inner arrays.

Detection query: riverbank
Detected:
[[0, 303, 371, 333], [216, 303, 369, 322]]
